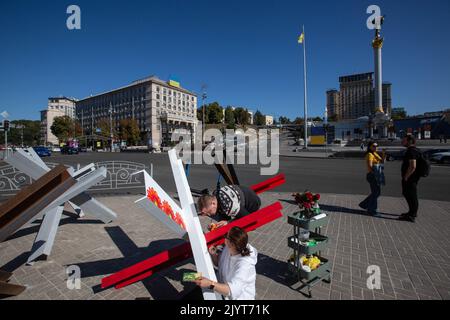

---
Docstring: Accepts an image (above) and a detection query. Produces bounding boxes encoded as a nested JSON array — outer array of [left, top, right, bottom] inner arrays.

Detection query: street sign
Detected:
[[3, 120, 10, 131]]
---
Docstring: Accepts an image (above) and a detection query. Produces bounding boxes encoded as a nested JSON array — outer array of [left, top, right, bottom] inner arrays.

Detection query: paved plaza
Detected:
[[1, 192, 450, 300]]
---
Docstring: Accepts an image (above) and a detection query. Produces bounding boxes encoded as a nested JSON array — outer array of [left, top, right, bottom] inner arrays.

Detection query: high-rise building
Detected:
[[326, 72, 392, 120], [326, 89, 340, 120], [40, 97, 77, 146], [75, 76, 197, 149]]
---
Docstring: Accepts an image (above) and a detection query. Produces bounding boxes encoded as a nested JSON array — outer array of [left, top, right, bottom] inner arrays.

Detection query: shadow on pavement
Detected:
[[256, 253, 297, 287], [76, 226, 196, 300], [279, 199, 400, 220], [5, 211, 104, 241], [319, 204, 400, 220]]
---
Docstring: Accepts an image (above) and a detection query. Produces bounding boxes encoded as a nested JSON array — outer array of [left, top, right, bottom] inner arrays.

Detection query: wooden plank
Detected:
[[0, 270, 12, 282], [226, 164, 240, 185], [214, 163, 234, 185], [0, 281, 26, 297], [0, 165, 76, 242]]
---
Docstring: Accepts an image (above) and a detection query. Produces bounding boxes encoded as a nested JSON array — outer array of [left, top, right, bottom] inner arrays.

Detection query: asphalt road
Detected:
[[11, 151, 449, 202]]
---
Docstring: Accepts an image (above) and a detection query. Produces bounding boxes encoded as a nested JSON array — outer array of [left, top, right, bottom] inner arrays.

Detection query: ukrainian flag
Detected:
[[298, 32, 305, 44]]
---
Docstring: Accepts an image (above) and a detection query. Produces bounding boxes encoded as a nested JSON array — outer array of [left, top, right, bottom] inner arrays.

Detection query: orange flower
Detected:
[[175, 212, 186, 230], [161, 200, 175, 219], [147, 187, 162, 208]]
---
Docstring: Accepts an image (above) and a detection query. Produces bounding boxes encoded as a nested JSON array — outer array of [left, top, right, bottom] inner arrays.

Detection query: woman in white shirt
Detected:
[[194, 227, 258, 300]]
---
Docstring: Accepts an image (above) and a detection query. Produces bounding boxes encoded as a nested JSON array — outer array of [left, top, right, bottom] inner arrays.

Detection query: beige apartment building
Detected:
[[264, 115, 274, 125], [75, 76, 197, 150], [40, 97, 77, 145], [327, 72, 392, 120]]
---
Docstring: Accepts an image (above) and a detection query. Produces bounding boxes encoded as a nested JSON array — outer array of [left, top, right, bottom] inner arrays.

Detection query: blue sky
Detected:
[[1, 0, 450, 121]]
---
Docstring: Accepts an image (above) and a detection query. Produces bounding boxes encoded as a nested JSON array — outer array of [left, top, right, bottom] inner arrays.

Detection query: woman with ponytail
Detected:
[[195, 227, 258, 300]]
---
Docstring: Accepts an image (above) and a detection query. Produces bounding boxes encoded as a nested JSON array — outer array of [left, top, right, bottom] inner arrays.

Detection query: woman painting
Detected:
[[194, 227, 258, 300]]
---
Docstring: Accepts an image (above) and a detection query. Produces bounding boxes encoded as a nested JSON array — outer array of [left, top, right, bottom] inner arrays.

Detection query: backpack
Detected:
[[415, 148, 431, 178]]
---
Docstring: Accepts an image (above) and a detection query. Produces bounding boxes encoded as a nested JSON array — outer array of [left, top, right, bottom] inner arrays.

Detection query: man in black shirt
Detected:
[[197, 185, 261, 227], [399, 135, 421, 223]]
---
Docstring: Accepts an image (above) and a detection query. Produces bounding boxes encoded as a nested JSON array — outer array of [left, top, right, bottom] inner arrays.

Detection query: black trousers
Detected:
[[402, 179, 419, 218]]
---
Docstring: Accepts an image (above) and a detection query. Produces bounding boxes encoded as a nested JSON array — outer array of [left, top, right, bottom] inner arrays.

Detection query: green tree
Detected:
[[328, 114, 338, 122], [206, 102, 224, 124], [391, 110, 407, 120], [279, 116, 291, 125], [51, 116, 75, 143], [293, 117, 304, 125], [224, 106, 236, 129], [312, 116, 323, 122], [119, 119, 140, 145], [6, 120, 41, 146], [234, 108, 250, 126], [254, 110, 265, 126]]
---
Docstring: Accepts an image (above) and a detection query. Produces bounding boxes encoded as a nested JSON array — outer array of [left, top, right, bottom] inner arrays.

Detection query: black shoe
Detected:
[[398, 215, 415, 223]]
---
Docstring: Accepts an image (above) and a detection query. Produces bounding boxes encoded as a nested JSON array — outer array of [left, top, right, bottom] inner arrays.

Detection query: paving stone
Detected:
[[1, 193, 449, 300]]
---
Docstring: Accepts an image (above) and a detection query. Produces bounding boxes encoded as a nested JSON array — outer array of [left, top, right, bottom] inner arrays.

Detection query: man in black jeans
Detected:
[[399, 135, 421, 223]]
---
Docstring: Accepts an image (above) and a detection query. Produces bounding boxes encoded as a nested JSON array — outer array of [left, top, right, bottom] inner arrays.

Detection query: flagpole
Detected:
[[302, 25, 308, 149]]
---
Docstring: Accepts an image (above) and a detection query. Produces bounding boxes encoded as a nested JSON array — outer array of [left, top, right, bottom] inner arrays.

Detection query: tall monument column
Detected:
[[373, 30, 384, 114], [370, 13, 390, 139]]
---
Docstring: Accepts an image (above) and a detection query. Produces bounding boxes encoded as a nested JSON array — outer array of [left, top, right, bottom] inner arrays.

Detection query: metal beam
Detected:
[[26, 205, 64, 265]]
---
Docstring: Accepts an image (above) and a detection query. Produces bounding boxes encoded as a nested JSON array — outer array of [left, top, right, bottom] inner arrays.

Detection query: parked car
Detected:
[[422, 149, 450, 160], [386, 150, 405, 161], [430, 152, 450, 164], [77, 146, 88, 153], [61, 146, 79, 155], [51, 146, 61, 152], [33, 146, 52, 157]]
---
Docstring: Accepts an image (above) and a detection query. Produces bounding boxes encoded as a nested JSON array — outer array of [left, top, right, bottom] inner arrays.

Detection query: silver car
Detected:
[[430, 152, 450, 164]]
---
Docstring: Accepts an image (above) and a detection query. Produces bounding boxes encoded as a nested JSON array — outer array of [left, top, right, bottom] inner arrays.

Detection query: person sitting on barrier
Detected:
[[195, 227, 257, 300], [197, 185, 261, 228]]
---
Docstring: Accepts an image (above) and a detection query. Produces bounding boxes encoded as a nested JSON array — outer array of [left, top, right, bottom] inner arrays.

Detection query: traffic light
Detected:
[[3, 120, 10, 131]]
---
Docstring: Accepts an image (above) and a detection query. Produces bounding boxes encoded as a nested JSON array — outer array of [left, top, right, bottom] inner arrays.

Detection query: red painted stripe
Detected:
[[250, 174, 286, 194], [101, 242, 191, 289]]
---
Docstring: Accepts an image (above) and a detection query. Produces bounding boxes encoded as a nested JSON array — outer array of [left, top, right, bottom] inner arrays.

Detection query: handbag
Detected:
[[373, 164, 386, 186]]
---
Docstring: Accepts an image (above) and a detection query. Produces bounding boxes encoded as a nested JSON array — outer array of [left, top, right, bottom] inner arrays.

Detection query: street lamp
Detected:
[[109, 103, 115, 152], [1, 110, 10, 159]]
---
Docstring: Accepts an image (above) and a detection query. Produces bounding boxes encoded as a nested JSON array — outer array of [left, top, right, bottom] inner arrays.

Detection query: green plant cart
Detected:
[[287, 211, 331, 298]]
